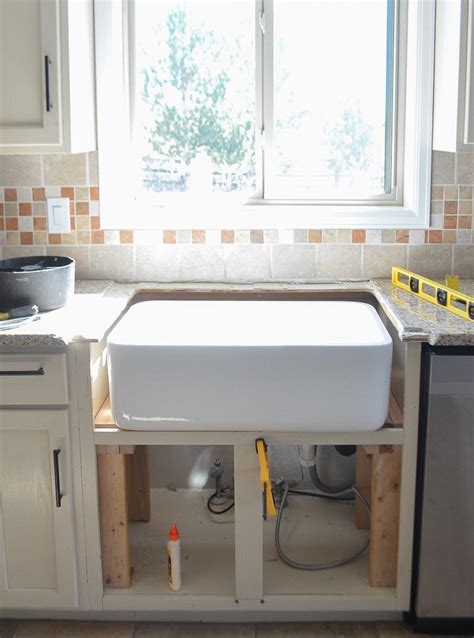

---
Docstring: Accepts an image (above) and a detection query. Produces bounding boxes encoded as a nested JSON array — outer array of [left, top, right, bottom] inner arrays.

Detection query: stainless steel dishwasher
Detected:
[[409, 346, 474, 635]]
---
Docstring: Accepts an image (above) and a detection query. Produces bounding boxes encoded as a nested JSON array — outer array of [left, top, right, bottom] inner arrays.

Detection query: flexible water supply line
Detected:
[[274, 483, 370, 571]]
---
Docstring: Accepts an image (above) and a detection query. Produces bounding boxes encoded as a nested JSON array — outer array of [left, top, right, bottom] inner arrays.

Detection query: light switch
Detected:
[[47, 197, 71, 234]]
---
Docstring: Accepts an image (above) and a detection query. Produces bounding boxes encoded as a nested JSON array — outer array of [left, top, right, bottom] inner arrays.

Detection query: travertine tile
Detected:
[[177, 229, 192, 243], [88, 151, 99, 184], [408, 245, 453, 277], [134, 245, 181, 281], [453, 245, 474, 277], [250, 229, 264, 243], [3, 246, 46, 259], [221, 229, 235, 243], [0, 155, 42, 186], [381, 230, 395, 243], [432, 151, 456, 185], [363, 245, 407, 278], [444, 185, 458, 200], [322, 229, 337, 243], [264, 229, 279, 243], [90, 245, 134, 281], [236, 229, 251, 244], [365, 230, 382, 244], [224, 244, 271, 281], [337, 229, 352, 244], [179, 245, 225, 281], [293, 229, 308, 243], [271, 244, 317, 280], [316, 245, 362, 279], [43, 153, 87, 185], [456, 153, 474, 184], [409, 230, 425, 245]]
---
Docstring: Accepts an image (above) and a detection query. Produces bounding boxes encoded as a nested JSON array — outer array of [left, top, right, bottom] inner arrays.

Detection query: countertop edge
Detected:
[[0, 279, 473, 348]]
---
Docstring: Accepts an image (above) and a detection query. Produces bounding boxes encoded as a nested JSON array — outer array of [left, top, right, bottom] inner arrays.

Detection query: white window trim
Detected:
[[95, 0, 435, 230]]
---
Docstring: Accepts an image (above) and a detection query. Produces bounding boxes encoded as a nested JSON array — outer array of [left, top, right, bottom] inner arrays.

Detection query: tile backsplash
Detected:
[[0, 150, 473, 281]]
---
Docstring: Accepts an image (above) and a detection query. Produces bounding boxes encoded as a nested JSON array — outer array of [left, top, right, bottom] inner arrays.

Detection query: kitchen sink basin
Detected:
[[107, 300, 392, 432]]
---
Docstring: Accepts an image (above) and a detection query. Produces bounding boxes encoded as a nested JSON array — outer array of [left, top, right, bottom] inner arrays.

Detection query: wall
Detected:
[[0, 150, 473, 280]]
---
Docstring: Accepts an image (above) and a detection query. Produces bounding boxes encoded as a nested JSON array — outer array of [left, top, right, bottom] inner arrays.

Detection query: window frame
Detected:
[[95, 0, 435, 230]]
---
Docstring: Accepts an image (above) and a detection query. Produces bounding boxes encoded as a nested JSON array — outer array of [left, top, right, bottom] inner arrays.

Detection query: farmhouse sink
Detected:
[[107, 300, 392, 432]]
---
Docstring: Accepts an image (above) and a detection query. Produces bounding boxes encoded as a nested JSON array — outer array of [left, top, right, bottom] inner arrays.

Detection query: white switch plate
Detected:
[[47, 197, 70, 234]]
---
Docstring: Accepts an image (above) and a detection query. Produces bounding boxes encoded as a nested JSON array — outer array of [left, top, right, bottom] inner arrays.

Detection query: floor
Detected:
[[0, 621, 469, 638]]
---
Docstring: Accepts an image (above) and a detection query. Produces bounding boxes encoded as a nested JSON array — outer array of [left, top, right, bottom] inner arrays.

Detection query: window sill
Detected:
[[103, 201, 430, 230]]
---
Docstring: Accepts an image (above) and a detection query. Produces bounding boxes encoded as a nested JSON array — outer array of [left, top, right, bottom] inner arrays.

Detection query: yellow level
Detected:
[[392, 267, 474, 323]]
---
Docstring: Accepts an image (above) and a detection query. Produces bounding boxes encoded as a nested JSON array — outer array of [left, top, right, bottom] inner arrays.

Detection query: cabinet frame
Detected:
[[72, 316, 422, 617]]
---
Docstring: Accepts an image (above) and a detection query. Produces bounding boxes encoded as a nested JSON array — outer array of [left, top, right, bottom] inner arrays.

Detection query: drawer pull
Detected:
[[0, 366, 45, 376], [53, 449, 63, 508], [44, 55, 52, 112]]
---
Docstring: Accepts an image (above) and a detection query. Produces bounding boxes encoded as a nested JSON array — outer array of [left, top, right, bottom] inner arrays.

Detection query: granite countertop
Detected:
[[0, 278, 473, 348]]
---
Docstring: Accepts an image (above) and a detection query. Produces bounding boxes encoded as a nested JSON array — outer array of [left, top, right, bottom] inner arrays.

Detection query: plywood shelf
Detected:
[[94, 393, 403, 447]]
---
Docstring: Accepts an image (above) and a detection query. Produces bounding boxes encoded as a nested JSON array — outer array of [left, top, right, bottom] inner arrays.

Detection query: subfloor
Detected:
[[120, 489, 378, 598], [0, 621, 469, 637]]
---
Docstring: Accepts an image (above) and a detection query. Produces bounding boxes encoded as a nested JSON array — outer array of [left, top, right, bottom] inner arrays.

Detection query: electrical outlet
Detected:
[[47, 197, 70, 234]]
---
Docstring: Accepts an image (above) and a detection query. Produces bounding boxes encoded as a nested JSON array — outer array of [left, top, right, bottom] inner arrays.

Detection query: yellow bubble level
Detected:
[[391, 267, 474, 323]]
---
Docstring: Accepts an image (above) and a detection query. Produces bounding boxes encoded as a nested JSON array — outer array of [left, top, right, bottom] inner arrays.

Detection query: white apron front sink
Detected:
[[107, 300, 392, 432]]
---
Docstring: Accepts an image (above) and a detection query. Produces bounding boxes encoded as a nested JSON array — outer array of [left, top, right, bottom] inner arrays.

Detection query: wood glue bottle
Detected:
[[167, 524, 182, 591]]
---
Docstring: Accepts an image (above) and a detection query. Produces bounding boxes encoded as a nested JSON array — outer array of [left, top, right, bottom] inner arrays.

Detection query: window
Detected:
[[96, 0, 435, 229]]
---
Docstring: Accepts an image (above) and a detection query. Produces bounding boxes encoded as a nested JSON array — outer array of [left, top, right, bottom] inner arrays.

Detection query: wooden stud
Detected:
[[369, 447, 402, 588], [126, 446, 151, 522], [96, 452, 131, 588], [355, 446, 372, 530]]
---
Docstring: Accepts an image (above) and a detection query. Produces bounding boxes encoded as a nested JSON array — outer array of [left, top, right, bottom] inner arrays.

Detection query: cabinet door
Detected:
[[0, 410, 77, 609], [0, 0, 61, 147]]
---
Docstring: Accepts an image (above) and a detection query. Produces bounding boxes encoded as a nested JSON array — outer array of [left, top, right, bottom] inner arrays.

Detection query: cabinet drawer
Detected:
[[0, 353, 68, 406]]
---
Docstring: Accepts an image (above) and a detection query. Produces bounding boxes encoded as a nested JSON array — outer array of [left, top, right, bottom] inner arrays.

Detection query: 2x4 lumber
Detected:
[[126, 446, 151, 522], [355, 446, 372, 530], [96, 453, 132, 588], [369, 448, 402, 588]]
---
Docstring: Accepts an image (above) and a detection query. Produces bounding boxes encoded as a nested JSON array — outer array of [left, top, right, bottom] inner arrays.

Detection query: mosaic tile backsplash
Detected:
[[0, 151, 473, 281]]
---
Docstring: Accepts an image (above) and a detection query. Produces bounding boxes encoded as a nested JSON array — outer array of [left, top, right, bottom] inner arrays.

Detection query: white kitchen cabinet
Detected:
[[0, 0, 95, 154], [433, 0, 474, 152], [0, 409, 78, 609]]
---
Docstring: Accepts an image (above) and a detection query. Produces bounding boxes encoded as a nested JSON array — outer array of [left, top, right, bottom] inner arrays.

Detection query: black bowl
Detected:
[[0, 256, 75, 312]]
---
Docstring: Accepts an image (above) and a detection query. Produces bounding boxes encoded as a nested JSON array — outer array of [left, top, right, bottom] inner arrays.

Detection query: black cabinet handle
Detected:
[[44, 55, 52, 112], [53, 449, 63, 508], [0, 366, 44, 376]]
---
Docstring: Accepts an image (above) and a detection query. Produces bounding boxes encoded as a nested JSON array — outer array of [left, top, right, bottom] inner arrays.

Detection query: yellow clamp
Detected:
[[255, 438, 276, 519]]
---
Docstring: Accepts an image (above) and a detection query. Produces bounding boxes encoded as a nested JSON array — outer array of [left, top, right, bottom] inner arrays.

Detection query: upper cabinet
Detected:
[[0, 0, 96, 154], [433, 0, 474, 153]]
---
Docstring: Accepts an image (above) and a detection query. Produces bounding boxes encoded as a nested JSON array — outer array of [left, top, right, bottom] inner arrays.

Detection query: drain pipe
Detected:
[[299, 445, 353, 495]]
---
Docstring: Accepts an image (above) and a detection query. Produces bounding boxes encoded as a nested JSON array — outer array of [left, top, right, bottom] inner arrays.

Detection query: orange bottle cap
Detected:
[[169, 524, 180, 541]]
